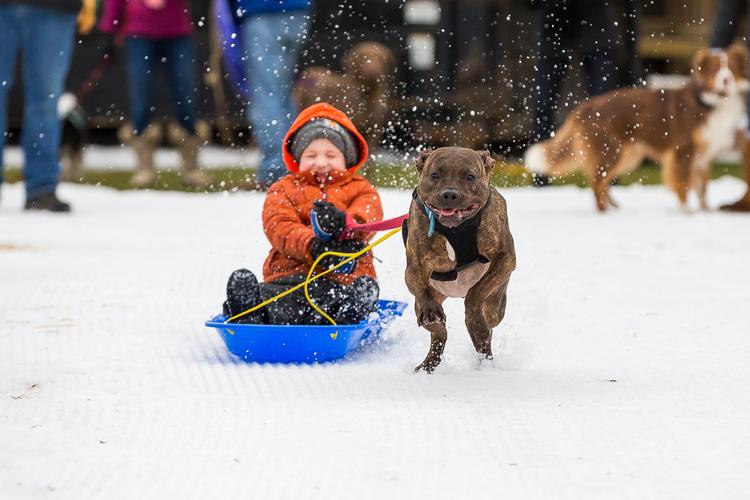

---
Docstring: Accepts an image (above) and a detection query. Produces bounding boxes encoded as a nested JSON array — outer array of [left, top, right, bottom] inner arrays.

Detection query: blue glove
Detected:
[[311, 200, 347, 242]]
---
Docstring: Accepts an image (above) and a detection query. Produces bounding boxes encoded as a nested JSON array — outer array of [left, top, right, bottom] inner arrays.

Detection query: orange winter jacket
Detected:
[[262, 103, 383, 285]]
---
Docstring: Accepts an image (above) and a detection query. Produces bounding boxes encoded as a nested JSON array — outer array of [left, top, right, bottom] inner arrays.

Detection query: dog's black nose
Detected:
[[441, 188, 461, 203]]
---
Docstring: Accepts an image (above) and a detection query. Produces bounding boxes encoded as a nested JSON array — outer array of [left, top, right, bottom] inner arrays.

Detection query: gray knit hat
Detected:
[[289, 118, 359, 167]]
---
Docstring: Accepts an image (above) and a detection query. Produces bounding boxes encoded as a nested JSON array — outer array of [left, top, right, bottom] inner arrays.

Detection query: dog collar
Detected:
[[412, 189, 436, 237]]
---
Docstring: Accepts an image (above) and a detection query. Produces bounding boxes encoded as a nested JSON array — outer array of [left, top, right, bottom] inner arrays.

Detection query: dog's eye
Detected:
[[466, 174, 476, 182], [430, 172, 440, 180]]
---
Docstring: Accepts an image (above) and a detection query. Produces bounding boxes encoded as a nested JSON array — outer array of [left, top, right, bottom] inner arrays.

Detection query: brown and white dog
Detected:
[[293, 42, 396, 151], [404, 148, 516, 373], [525, 44, 750, 211]]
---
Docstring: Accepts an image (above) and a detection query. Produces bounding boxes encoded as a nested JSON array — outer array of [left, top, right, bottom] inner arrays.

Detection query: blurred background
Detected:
[[1, 0, 735, 169]]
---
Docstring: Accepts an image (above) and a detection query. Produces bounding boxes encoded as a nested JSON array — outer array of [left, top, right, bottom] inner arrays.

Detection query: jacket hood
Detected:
[[282, 102, 369, 174]]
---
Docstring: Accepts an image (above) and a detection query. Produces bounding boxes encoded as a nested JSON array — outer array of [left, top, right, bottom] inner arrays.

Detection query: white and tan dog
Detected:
[[525, 44, 750, 211]]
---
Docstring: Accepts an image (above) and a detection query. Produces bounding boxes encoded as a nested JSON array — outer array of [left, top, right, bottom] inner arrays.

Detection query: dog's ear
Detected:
[[691, 48, 711, 80], [727, 43, 750, 77], [415, 149, 434, 173], [727, 42, 749, 60], [476, 150, 495, 175]]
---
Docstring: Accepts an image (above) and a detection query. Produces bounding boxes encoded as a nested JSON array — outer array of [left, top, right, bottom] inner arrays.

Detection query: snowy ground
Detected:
[[1, 178, 749, 499]]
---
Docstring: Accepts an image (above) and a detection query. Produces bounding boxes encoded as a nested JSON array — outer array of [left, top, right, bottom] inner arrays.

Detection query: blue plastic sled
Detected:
[[206, 300, 407, 364], [214, 0, 251, 98]]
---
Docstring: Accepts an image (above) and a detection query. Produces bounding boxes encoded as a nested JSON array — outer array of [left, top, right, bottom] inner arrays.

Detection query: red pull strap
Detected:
[[341, 213, 409, 239]]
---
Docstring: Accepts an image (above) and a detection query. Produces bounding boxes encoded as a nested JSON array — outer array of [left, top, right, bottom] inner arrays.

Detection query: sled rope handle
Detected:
[[224, 227, 402, 326]]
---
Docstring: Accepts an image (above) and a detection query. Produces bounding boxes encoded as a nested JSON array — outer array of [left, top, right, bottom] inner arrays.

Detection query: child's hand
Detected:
[[310, 238, 365, 274], [311, 200, 347, 241]]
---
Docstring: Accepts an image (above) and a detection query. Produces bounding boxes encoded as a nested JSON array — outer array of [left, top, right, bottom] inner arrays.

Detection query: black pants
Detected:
[[531, 48, 618, 142], [224, 271, 380, 326]]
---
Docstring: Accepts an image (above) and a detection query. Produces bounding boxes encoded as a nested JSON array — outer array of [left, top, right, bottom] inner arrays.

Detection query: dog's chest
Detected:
[[429, 260, 491, 298], [696, 96, 747, 164], [428, 239, 490, 298]]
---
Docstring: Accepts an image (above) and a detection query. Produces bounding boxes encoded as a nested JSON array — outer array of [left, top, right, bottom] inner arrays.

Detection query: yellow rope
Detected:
[[224, 227, 402, 326]]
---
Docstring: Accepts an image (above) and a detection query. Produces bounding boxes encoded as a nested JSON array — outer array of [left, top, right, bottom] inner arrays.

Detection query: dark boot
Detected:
[[334, 276, 380, 324], [223, 269, 265, 324], [531, 173, 551, 187], [24, 192, 71, 213], [721, 132, 750, 212]]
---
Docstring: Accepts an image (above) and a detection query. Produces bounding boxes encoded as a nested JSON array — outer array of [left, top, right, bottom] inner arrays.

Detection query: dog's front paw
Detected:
[[417, 301, 446, 327], [414, 356, 440, 373]]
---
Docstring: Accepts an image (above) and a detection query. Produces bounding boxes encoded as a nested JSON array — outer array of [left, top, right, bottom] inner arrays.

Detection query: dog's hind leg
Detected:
[[584, 137, 628, 212], [606, 145, 645, 210], [483, 280, 509, 329], [587, 168, 612, 212], [662, 149, 693, 211], [465, 280, 510, 360], [581, 150, 611, 212]]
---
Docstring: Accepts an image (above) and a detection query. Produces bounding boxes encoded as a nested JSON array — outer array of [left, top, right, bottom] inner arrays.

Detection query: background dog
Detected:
[[525, 43, 750, 212], [293, 41, 395, 151], [404, 147, 516, 373]]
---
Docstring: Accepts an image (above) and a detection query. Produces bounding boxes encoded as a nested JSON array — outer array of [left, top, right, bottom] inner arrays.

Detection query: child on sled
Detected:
[[223, 103, 383, 325]]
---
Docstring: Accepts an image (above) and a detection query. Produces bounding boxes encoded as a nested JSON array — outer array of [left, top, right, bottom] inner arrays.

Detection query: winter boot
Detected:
[[167, 122, 212, 188], [224, 269, 266, 324], [721, 132, 750, 212], [333, 276, 380, 324], [122, 123, 161, 188], [24, 191, 71, 213]]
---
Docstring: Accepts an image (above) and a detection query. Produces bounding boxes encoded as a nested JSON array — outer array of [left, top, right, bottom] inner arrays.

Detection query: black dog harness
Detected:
[[403, 189, 489, 282]]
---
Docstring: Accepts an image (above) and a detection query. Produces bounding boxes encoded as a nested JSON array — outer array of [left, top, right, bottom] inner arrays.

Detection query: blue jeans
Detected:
[[0, 5, 76, 198], [125, 36, 197, 135], [240, 11, 309, 185]]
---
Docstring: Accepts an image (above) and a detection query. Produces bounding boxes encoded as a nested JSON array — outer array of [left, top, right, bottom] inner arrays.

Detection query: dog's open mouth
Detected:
[[425, 202, 480, 226]]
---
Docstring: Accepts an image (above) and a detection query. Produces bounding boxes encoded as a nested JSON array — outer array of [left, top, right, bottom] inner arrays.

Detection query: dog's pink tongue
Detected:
[[440, 208, 457, 216]]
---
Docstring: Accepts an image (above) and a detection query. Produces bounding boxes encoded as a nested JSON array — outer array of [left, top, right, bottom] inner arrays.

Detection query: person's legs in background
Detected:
[[0, 6, 21, 197], [241, 11, 308, 187], [19, 6, 76, 210], [162, 36, 211, 187], [125, 37, 157, 136], [530, 45, 568, 144], [721, 126, 750, 211], [124, 36, 161, 188], [162, 36, 196, 136], [719, 34, 750, 211], [529, 39, 568, 187], [582, 49, 618, 98]]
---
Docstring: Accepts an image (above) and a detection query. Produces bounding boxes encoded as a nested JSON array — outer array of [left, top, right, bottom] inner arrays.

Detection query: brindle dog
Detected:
[[404, 147, 516, 373]]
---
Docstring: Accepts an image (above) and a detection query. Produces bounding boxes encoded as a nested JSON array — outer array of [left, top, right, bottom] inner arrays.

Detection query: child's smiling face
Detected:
[[298, 138, 347, 183]]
